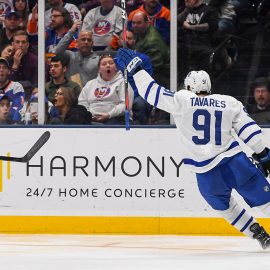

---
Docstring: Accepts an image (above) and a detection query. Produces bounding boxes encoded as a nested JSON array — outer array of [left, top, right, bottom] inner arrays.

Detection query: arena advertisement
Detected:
[[0, 127, 269, 220], [0, 128, 207, 217]]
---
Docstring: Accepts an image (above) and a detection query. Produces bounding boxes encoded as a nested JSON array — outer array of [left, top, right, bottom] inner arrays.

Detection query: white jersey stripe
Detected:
[[154, 85, 162, 107], [244, 130, 262, 144], [144, 80, 155, 101]]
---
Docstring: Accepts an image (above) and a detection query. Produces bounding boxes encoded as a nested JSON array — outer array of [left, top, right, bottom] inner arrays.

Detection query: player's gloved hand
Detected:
[[252, 147, 270, 177], [116, 48, 143, 75]]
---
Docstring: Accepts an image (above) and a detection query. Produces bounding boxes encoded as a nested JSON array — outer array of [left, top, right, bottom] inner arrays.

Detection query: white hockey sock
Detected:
[[219, 197, 255, 238], [257, 202, 270, 216]]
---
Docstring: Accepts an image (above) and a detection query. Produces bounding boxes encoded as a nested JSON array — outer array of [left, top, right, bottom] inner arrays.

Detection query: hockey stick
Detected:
[[120, 0, 130, 130], [0, 131, 50, 163]]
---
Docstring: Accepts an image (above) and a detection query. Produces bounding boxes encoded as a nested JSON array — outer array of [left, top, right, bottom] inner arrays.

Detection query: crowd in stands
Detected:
[[0, 0, 269, 125]]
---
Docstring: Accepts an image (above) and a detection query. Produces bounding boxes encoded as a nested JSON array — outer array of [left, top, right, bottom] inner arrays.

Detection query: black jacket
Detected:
[[64, 105, 92, 124]]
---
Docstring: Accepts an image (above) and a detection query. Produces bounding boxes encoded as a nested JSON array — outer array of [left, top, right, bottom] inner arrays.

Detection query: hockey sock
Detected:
[[257, 202, 270, 216], [219, 197, 256, 237]]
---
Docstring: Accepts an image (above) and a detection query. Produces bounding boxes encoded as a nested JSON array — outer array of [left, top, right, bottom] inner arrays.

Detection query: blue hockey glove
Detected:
[[252, 147, 270, 177], [116, 48, 143, 75]]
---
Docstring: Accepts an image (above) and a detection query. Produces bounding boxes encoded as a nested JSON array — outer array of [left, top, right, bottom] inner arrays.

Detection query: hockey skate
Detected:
[[250, 223, 270, 249]]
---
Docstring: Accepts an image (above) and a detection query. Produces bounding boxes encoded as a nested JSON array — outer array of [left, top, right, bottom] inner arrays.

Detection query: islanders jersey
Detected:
[[82, 5, 123, 48], [0, 80, 25, 122], [133, 70, 265, 173]]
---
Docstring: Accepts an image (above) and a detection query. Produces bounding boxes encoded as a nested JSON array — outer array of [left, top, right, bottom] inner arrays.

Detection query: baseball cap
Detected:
[[0, 93, 10, 101], [5, 9, 19, 19], [0, 57, 10, 68]]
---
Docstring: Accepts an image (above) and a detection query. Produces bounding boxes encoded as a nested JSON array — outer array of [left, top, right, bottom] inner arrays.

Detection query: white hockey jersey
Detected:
[[133, 70, 265, 173], [82, 5, 123, 47], [79, 71, 133, 119]]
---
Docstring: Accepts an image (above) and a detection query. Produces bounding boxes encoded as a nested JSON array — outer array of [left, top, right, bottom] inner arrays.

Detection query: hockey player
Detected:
[[116, 48, 270, 249]]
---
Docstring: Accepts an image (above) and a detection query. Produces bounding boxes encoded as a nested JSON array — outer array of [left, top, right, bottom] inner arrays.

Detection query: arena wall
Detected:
[[0, 127, 269, 235]]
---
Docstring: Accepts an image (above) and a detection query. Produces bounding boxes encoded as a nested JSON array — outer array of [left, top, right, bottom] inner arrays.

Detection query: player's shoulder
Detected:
[[210, 93, 240, 104]]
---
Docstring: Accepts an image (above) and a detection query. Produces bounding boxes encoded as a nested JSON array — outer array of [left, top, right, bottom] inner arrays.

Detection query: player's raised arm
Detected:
[[116, 48, 182, 115]]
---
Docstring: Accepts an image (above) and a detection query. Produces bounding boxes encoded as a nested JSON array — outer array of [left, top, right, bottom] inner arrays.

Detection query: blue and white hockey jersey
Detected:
[[0, 81, 25, 122], [133, 70, 265, 173]]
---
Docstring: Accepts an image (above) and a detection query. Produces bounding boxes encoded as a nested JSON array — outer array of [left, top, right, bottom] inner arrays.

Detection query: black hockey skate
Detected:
[[250, 223, 270, 249]]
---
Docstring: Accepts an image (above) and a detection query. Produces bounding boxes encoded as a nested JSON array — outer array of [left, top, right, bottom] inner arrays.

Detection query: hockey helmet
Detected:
[[184, 70, 211, 94]]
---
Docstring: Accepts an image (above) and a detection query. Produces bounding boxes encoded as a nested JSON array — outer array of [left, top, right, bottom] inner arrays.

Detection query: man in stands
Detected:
[[10, 30, 37, 98], [246, 77, 270, 125], [177, 0, 219, 75], [55, 22, 99, 87], [0, 56, 24, 122], [131, 11, 169, 88], [46, 55, 81, 103], [45, 0, 81, 28], [128, 0, 170, 45], [108, 29, 153, 125], [0, 9, 20, 51], [46, 6, 78, 59]]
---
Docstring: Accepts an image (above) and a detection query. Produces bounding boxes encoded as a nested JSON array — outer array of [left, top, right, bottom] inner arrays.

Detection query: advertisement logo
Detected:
[[0, 153, 11, 192], [0, 131, 50, 192]]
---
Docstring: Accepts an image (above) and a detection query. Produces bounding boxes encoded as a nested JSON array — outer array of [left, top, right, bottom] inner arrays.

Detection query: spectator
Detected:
[[82, 0, 123, 51], [45, 0, 82, 28], [0, 1, 14, 28], [131, 11, 169, 88], [10, 30, 38, 93], [131, 11, 170, 124], [28, 5, 78, 59], [209, 0, 236, 38], [0, 9, 20, 51], [24, 87, 51, 125], [46, 55, 81, 103], [0, 56, 24, 122], [247, 77, 270, 113], [13, 0, 29, 30], [246, 77, 270, 125], [0, 43, 14, 62], [0, 93, 13, 124], [79, 54, 133, 124], [128, 0, 170, 45], [108, 29, 153, 124], [46, 6, 78, 58], [49, 86, 92, 125], [55, 27, 99, 87], [177, 0, 219, 74]]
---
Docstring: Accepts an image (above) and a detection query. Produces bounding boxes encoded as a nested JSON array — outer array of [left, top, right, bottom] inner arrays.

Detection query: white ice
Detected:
[[0, 234, 269, 270]]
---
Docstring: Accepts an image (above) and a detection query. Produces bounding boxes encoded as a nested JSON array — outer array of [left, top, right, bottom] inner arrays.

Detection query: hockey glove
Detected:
[[116, 48, 143, 75], [252, 147, 270, 177]]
